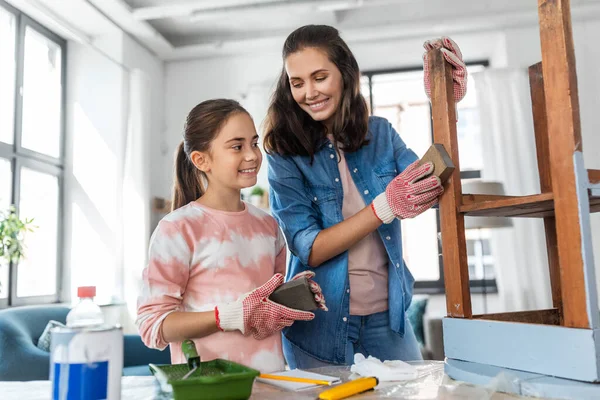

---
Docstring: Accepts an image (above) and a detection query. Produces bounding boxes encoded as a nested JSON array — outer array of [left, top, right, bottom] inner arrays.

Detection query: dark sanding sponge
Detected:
[[269, 277, 318, 311], [418, 143, 455, 183]]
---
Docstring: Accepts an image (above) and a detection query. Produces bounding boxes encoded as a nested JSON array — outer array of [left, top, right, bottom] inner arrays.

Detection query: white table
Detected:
[[0, 361, 542, 399]]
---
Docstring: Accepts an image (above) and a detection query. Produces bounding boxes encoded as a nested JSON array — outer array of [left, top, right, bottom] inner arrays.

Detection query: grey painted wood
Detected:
[[446, 358, 600, 400], [573, 151, 599, 329], [443, 317, 600, 382]]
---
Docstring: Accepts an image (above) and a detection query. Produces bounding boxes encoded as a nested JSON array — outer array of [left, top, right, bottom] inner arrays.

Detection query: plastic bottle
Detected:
[[66, 286, 105, 328]]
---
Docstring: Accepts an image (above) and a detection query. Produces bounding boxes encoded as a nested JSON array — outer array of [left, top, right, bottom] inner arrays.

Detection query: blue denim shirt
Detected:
[[267, 116, 419, 364]]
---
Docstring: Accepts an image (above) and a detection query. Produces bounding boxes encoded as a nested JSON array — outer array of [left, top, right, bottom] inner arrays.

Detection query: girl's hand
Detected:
[[290, 271, 328, 311], [371, 160, 443, 223], [422, 36, 467, 102], [215, 273, 315, 340]]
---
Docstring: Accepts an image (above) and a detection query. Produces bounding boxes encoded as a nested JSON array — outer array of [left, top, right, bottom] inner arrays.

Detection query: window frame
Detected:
[[0, 0, 66, 307], [362, 60, 498, 295]]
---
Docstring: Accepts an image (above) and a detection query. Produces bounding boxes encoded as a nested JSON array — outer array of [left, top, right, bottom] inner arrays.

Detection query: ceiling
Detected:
[[8, 0, 600, 60]]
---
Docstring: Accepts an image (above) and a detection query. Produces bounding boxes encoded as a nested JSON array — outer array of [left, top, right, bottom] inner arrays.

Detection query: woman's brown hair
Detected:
[[172, 99, 248, 211], [263, 25, 369, 159]]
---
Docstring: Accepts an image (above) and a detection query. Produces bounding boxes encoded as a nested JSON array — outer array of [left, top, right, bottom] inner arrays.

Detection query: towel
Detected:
[[350, 354, 418, 382]]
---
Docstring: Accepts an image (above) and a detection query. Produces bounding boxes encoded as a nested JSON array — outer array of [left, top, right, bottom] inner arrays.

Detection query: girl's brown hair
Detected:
[[172, 99, 248, 211], [263, 25, 369, 159]]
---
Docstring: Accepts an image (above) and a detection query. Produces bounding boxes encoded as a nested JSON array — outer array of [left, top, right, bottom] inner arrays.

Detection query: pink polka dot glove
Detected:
[[371, 160, 443, 223], [215, 273, 315, 340], [423, 37, 468, 102], [290, 271, 328, 311]]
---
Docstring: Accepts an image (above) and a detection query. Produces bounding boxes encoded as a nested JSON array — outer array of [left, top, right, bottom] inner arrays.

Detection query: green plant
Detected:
[[250, 186, 265, 197], [0, 205, 35, 264]]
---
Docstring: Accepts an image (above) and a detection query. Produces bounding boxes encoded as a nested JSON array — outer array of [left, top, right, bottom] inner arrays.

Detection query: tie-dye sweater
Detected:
[[136, 201, 287, 373]]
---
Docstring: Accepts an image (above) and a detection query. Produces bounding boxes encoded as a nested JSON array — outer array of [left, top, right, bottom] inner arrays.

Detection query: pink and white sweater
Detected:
[[136, 201, 287, 373]]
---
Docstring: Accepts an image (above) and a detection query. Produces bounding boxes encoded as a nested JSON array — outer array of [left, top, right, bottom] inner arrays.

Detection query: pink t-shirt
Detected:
[[136, 201, 286, 373], [331, 140, 390, 315]]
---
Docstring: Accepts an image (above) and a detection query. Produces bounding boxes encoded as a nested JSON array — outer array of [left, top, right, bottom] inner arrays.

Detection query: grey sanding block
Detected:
[[417, 143, 455, 183], [269, 277, 318, 311]]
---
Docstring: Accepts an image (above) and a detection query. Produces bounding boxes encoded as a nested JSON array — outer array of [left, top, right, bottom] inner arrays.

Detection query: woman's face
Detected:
[[285, 47, 343, 127]]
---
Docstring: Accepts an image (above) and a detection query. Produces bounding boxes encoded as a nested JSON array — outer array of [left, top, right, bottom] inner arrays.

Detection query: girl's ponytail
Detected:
[[172, 141, 205, 211]]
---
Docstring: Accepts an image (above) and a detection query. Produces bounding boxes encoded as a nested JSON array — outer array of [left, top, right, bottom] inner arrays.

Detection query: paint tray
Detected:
[[149, 359, 260, 400]]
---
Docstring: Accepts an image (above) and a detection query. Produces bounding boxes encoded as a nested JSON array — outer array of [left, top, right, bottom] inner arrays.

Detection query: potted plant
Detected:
[[0, 205, 35, 291], [249, 186, 265, 207]]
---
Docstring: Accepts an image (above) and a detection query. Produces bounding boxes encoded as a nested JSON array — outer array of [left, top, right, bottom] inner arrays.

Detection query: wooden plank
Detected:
[[461, 194, 519, 205], [473, 309, 560, 325], [460, 191, 599, 217], [538, 0, 590, 328], [529, 62, 553, 194], [528, 62, 563, 320], [428, 48, 471, 318], [443, 318, 600, 382], [589, 169, 600, 185], [460, 193, 554, 216]]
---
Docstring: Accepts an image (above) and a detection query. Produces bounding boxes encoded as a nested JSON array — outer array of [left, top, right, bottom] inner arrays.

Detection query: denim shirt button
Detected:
[[346, 289, 350, 293], [343, 317, 348, 322], [386, 236, 391, 240], [364, 190, 369, 195], [396, 263, 400, 268], [353, 168, 358, 173], [335, 178, 339, 182], [329, 143, 333, 148], [314, 197, 317, 201], [330, 154, 335, 159]]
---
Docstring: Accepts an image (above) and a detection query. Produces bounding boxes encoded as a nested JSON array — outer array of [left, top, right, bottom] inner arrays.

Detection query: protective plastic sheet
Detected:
[[0, 361, 533, 399], [251, 361, 525, 399]]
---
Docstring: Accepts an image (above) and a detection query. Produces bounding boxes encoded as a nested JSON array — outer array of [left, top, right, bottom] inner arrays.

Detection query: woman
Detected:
[[264, 25, 467, 368]]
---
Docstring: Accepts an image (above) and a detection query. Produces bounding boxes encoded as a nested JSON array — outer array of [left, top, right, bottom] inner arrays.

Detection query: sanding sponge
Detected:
[[418, 143, 455, 183], [269, 277, 318, 311]]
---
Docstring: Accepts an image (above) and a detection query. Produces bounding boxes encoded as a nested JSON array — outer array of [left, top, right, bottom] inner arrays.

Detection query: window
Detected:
[[0, 1, 65, 307], [362, 62, 497, 294]]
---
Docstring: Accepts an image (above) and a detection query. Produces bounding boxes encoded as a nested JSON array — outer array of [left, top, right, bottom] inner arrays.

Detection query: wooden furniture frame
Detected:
[[430, 0, 600, 382]]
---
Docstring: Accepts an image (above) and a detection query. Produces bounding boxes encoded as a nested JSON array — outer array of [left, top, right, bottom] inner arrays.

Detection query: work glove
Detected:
[[423, 36, 468, 102], [215, 273, 314, 340], [371, 161, 443, 223], [290, 271, 328, 311]]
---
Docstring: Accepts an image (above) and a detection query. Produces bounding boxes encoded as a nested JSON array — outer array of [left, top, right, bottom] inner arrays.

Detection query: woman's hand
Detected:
[[371, 160, 443, 223], [422, 36, 467, 102]]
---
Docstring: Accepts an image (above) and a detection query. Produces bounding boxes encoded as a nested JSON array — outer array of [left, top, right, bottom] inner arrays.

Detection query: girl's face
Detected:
[[285, 47, 343, 127], [195, 112, 262, 192]]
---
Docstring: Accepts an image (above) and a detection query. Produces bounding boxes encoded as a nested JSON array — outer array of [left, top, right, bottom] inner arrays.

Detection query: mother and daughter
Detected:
[[136, 25, 467, 372]]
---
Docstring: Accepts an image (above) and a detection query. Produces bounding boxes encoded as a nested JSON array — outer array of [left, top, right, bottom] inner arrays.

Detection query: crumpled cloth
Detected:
[[350, 353, 418, 382]]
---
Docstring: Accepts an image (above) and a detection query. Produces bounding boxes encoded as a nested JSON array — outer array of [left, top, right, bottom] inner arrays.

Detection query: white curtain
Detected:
[[123, 69, 152, 330], [472, 69, 552, 311]]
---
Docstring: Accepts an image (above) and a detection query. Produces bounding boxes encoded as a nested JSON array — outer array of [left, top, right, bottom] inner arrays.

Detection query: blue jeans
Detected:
[[282, 311, 423, 369]]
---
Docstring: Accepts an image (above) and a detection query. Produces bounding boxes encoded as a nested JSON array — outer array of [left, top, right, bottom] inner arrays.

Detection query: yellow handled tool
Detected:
[[318, 376, 379, 400], [259, 373, 333, 386]]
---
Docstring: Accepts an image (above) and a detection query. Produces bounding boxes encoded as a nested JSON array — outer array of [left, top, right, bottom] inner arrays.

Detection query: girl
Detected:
[[264, 26, 467, 368], [136, 99, 326, 373]]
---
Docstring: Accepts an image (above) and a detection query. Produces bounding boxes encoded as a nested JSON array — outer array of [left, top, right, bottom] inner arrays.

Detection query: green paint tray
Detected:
[[149, 340, 260, 400]]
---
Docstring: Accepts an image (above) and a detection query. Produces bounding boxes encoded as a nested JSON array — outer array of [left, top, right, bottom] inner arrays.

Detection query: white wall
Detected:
[[120, 35, 166, 201], [64, 39, 128, 305], [63, 31, 163, 331]]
